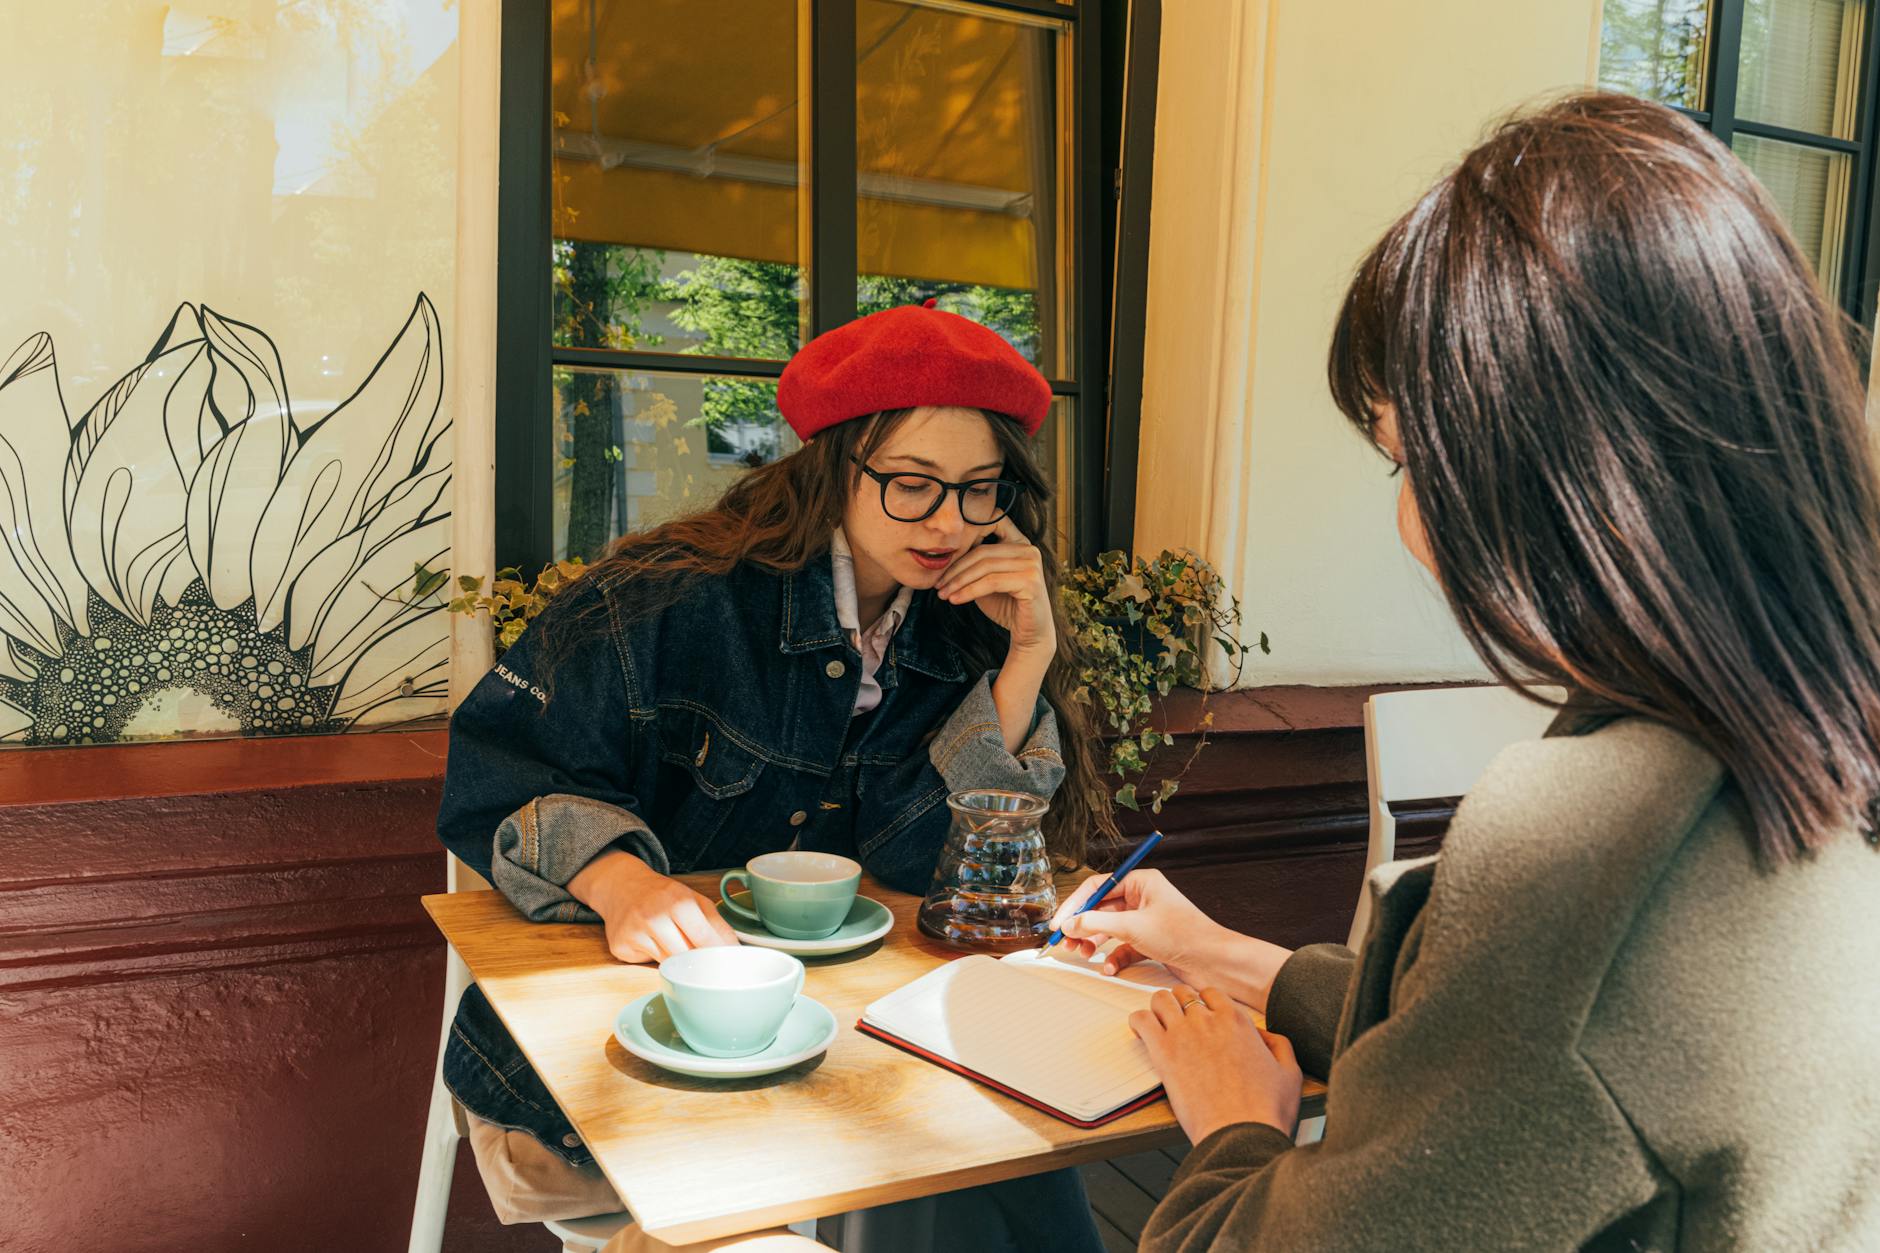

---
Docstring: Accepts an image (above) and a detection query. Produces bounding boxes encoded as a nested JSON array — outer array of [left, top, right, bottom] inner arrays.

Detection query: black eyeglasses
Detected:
[[852, 460, 1026, 526]]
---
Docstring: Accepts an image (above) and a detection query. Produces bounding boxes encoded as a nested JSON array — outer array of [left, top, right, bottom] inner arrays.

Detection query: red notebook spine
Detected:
[[855, 1021, 1167, 1129]]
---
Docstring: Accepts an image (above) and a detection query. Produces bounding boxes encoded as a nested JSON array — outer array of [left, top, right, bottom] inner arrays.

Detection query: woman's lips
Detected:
[[909, 548, 956, 571]]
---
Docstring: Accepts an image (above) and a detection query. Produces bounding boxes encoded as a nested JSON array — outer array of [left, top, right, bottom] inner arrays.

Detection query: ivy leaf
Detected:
[[411, 562, 448, 600], [1108, 571, 1150, 603], [458, 574, 484, 593], [1114, 783, 1140, 811], [1259, 631, 1272, 655]]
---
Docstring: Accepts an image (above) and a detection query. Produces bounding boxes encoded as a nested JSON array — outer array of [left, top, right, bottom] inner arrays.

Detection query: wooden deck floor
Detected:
[[1079, 1144, 1190, 1252]]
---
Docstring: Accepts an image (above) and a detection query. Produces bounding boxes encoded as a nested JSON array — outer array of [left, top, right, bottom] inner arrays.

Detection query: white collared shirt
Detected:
[[829, 529, 913, 716]]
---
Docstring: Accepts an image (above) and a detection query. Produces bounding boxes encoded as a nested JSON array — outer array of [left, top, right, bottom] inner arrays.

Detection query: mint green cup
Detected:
[[720, 851, 862, 940], [658, 946, 805, 1058]]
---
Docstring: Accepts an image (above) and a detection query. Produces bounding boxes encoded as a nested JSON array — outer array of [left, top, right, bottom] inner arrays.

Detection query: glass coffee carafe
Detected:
[[918, 789, 1057, 950]]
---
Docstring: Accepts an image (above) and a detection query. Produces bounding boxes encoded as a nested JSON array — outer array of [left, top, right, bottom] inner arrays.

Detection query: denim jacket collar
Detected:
[[779, 552, 966, 683]]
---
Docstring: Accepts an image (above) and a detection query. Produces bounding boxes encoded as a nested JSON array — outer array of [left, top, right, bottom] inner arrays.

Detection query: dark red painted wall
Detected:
[[1, 731, 538, 1253], [0, 690, 1451, 1253]]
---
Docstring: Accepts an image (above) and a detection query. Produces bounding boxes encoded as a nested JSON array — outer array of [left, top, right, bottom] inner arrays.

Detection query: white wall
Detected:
[[1133, 0, 1602, 685]]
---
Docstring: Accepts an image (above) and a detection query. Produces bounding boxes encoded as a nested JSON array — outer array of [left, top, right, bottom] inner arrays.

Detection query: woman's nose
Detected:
[[925, 491, 969, 538]]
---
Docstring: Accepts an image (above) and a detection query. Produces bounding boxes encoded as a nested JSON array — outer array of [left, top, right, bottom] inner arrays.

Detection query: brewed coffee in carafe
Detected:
[[918, 789, 1056, 950]]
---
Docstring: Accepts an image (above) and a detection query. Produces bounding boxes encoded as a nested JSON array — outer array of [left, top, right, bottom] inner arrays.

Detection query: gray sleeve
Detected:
[[490, 793, 672, 923], [1266, 943, 1356, 1080], [926, 670, 1066, 799]]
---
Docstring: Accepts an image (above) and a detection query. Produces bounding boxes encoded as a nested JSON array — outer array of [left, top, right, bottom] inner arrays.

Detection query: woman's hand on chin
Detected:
[[935, 516, 1056, 660], [568, 849, 739, 964], [1131, 985, 1303, 1144]]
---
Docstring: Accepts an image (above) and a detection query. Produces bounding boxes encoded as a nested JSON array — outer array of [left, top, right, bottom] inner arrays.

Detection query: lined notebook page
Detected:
[[1001, 946, 1185, 995], [861, 955, 1160, 1122]]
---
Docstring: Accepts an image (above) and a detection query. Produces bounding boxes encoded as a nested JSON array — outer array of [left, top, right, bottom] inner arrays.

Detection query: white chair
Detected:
[[407, 853, 639, 1252], [1347, 685, 1563, 949]]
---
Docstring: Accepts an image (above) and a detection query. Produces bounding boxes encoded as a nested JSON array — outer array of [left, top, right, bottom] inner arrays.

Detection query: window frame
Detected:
[[494, 0, 1132, 575], [1648, 0, 1880, 326]]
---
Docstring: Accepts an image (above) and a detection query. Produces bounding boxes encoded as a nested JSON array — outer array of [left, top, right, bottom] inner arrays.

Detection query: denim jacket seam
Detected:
[[598, 577, 646, 710], [520, 799, 541, 875], [934, 719, 1000, 774], [780, 574, 844, 653], [450, 1020, 553, 1116], [1017, 746, 1063, 764], [860, 781, 949, 856], [843, 752, 906, 767]]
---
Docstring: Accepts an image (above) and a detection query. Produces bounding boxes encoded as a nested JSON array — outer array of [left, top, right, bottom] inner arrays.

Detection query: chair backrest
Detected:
[[1366, 685, 1564, 806], [1349, 684, 1562, 948]]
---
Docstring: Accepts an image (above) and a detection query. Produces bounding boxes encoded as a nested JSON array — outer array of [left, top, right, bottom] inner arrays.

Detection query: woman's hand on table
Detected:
[[568, 849, 739, 963], [1131, 984, 1302, 1144]]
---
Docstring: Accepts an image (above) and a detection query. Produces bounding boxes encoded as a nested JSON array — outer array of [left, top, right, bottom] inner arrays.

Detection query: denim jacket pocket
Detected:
[[659, 705, 767, 799]]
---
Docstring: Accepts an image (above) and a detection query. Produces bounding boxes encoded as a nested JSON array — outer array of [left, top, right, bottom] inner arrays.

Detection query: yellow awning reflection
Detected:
[[550, 0, 1059, 291]]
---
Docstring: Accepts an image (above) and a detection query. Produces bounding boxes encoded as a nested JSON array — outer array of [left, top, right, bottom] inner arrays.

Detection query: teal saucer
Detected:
[[716, 894, 894, 957], [614, 993, 838, 1079]]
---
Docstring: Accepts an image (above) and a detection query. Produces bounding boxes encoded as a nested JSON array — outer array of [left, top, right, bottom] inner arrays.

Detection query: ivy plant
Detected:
[[442, 559, 588, 653], [1060, 549, 1268, 814]]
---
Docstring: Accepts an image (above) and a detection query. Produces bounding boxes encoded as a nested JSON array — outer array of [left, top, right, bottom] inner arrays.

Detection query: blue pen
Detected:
[[1040, 830, 1164, 951]]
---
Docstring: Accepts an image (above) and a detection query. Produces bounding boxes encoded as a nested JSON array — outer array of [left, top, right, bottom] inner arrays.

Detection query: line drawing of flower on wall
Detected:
[[0, 295, 450, 745]]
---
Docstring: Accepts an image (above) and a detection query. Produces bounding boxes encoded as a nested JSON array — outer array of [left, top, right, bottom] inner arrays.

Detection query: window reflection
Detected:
[[856, 0, 1071, 377], [550, 0, 805, 357]]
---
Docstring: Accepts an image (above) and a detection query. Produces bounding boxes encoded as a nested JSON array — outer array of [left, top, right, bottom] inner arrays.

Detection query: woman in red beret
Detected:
[[436, 303, 1115, 1247]]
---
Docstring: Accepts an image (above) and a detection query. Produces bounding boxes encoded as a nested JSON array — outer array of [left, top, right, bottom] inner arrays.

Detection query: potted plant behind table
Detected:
[[1059, 548, 1267, 817]]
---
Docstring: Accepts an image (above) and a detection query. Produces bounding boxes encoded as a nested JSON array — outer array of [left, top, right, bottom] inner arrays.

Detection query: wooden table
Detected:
[[424, 872, 1320, 1245]]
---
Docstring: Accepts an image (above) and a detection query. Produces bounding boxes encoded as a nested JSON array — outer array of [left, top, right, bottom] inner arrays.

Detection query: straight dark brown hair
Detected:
[[1329, 91, 1880, 860]]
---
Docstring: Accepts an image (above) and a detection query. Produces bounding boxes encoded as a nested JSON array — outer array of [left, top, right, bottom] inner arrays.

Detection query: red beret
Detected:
[[777, 303, 1052, 440]]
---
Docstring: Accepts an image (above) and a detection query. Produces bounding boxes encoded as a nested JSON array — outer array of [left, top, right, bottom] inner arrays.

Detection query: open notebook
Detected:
[[857, 949, 1182, 1127]]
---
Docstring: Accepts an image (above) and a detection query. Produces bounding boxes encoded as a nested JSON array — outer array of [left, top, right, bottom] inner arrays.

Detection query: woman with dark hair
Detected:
[[1047, 92, 1880, 1250], [435, 303, 1113, 1247]]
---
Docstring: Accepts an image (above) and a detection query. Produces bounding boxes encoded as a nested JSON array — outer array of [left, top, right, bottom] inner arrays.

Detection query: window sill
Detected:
[[1149, 681, 1480, 737], [0, 724, 449, 809]]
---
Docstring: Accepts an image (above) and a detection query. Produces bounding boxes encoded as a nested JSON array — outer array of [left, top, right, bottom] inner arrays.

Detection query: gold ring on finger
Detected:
[[1178, 997, 1204, 1012]]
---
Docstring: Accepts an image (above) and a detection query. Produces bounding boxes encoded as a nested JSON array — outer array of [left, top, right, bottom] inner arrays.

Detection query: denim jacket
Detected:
[[436, 553, 1066, 1164]]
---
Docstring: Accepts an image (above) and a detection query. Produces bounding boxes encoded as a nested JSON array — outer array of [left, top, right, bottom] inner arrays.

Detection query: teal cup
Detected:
[[657, 946, 805, 1058], [720, 851, 862, 940]]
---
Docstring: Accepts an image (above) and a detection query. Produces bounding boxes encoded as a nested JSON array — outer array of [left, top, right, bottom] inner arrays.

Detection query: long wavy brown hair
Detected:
[[1329, 92, 1880, 861], [540, 407, 1116, 865]]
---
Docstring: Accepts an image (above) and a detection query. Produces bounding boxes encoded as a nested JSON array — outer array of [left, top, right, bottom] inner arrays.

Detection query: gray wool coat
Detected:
[[1143, 713, 1880, 1251]]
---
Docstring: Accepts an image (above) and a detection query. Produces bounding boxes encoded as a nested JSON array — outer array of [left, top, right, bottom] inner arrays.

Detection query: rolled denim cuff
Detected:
[[927, 671, 1065, 800], [490, 793, 671, 923]]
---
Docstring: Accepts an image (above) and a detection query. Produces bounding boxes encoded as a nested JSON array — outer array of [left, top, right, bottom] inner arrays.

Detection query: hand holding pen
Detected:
[[1046, 850, 1296, 1011], [1040, 830, 1162, 953]]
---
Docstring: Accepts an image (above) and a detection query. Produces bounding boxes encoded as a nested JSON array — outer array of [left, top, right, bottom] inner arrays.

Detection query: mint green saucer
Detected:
[[614, 993, 838, 1079], [716, 894, 894, 956]]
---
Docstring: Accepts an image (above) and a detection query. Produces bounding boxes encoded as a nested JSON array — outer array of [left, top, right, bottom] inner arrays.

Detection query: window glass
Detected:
[[1733, 133, 1852, 300], [551, 0, 804, 358], [1599, 0, 1712, 110], [856, 0, 1072, 377], [1738, 0, 1866, 139], [552, 367, 797, 561]]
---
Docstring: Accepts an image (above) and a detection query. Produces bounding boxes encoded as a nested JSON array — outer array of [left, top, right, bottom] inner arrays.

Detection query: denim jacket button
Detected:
[[562, 1133, 582, 1149], [825, 659, 847, 679], [789, 810, 808, 826]]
